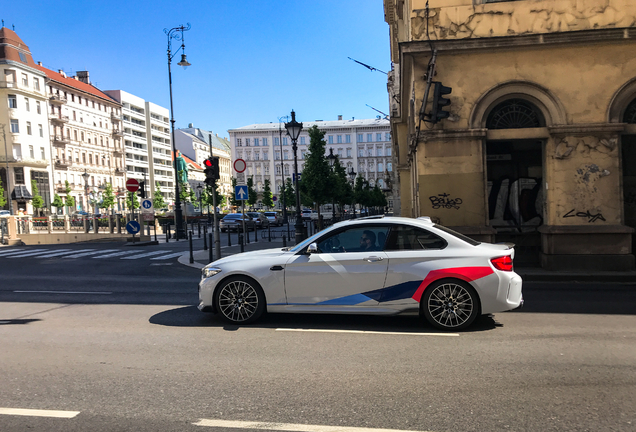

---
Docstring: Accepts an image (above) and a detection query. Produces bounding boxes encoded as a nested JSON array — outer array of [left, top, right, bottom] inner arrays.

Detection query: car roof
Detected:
[[331, 215, 435, 229]]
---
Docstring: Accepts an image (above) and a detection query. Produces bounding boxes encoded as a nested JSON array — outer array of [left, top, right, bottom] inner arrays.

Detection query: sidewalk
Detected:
[[178, 238, 636, 283]]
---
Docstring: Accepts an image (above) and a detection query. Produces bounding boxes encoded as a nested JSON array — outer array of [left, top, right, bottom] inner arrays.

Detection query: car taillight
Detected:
[[491, 255, 513, 271]]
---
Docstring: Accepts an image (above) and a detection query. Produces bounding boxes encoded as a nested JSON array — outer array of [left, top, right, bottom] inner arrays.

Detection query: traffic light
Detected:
[[139, 181, 146, 199], [430, 81, 452, 124], [204, 156, 220, 187]]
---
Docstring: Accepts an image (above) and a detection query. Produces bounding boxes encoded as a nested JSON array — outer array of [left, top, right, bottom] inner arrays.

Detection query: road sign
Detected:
[[293, 173, 302, 182], [142, 213, 155, 222], [126, 178, 139, 193], [233, 159, 246, 173], [126, 221, 141, 234], [273, 196, 277, 201], [141, 199, 153, 211], [235, 172, 245, 184], [235, 185, 248, 201]]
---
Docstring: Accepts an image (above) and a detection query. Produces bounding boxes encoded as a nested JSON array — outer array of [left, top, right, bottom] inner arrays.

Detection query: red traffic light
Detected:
[[204, 159, 213, 167]]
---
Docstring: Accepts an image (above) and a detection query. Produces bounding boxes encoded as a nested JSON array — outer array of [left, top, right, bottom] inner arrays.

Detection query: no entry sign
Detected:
[[233, 158, 246, 173], [126, 178, 139, 193]]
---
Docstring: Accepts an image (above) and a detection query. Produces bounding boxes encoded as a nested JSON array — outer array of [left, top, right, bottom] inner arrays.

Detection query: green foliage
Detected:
[[52, 193, 64, 208], [153, 182, 166, 209], [31, 180, 44, 210], [0, 178, 6, 208], [301, 125, 332, 208], [354, 176, 371, 208], [284, 178, 295, 210], [126, 191, 140, 210], [179, 179, 190, 204], [371, 184, 387, 208], [101, 183, 116, 210], [332, 158, 352, 209], [262, 179, 273, 209], [246, 176, 257, 209], [63, 180, 75, 214], [229, 177, 239, 208]]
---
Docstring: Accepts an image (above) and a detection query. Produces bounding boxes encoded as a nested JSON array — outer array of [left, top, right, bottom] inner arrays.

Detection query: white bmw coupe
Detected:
[[199, 216, 523, 330]]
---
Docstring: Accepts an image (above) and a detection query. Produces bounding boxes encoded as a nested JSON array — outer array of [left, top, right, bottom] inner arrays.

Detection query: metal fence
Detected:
[[0, 218, 7, 244], [52, 216, 65, 231]]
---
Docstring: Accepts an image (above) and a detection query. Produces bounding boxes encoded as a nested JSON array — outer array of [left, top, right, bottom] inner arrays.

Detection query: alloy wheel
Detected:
[[218, 279, 261, 323]]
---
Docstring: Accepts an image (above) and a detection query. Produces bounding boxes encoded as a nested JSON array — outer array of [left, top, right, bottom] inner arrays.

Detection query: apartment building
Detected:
[[103, 90, 174, 205], [228, 117, 394, 210], [0, 27, 53, 215], [34, 67, 125, 213], [384, 0, 636, 270], [175, 125, 232, 200]]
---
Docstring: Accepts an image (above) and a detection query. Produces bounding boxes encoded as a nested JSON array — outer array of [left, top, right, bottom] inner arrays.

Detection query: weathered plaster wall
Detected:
[[413, 0, 636, 41], [546, 135, 621, 225]]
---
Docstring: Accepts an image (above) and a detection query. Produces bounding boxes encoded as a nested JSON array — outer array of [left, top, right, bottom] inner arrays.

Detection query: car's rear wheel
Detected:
[[421, 279, 480, 331], [215, 276, 265, 324]]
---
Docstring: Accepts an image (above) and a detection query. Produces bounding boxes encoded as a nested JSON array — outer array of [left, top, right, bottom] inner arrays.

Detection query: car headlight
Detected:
[[201, 267, 222, 279]]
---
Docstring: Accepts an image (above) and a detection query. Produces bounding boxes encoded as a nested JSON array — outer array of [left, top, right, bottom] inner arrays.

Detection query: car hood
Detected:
[[205, 247, 290, 268]]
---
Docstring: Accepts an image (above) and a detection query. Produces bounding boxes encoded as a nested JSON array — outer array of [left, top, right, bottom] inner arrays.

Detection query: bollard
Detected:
[[268, 223, 271, 242], [283, 234, 287, 247], [189, 231, 194, 264], [239, 234, 244, 253], [198, 220, 201, 238], [246, 227, 250, 244], [209, 233, 213, 263], [254, 224, 258, 243], [227, 228, 231, 247], [203, 225, 208, 250], [165, 224, 170, 243], [154, 224, 157, 242]]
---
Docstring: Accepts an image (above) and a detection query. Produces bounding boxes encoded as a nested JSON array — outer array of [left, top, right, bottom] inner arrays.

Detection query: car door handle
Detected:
[[364, 256, 383, 262], [270, 265, 284, 271]]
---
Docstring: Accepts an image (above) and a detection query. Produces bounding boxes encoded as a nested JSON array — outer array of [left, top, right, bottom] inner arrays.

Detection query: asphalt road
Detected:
[[0, 239, 635, 431]]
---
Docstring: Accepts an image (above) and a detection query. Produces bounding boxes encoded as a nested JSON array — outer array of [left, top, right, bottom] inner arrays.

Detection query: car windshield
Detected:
[[433, 224, 481, 246], [289, 228, 332, 253], [264, 212, 276, 216]]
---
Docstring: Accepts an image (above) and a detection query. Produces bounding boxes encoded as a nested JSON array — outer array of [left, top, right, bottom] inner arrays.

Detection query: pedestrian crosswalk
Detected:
[[0, 247, 186, 261]]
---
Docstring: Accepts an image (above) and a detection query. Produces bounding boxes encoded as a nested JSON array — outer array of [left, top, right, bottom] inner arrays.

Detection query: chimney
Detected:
[[58, 69, 66, 78], [338, 115, 343, 121], [37, 61, 42, 66], [188, 123, 194, 128], [76, 71, 90, 84]]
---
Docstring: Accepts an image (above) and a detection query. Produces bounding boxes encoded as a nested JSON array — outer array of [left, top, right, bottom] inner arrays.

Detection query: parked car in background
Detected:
[[0, 210, 10, 217], [247, 212, 270, 229], [301, 209, 317, 221], [264, 211, 283, 226], [219, 213, 256, 232]]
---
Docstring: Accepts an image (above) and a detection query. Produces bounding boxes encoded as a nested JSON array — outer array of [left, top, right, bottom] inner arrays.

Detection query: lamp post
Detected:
[[82, 169, 90, 213], [277, 116, 289, 226], [348, 167, 356, 219], [165, 23, 191, 240], [284, 110, 304, 244], [327, 148, 337, 222]]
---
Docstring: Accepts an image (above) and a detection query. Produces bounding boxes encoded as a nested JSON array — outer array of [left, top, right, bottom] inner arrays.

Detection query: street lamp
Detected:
[[277, 116, 289, 226], [82, 169, 90, 213], [165, 23, 191, 240], [327, 148, 337, 222], [348, 167, 356, 219], [284, 110, 304, 244]]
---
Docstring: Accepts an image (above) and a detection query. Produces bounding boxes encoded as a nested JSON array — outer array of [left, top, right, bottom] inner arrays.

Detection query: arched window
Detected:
[[486, 98, 545, 129], [623, 98, 636, 123]]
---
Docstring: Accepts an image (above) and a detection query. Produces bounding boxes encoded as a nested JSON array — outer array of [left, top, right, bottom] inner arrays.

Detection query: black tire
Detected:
[[421, 279, 480, 331], [214, 276, 265, 324]]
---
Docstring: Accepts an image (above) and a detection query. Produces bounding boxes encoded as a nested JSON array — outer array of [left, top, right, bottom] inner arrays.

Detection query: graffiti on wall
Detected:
[[429, 193, 463, 210], [563, 209, 606, 223]]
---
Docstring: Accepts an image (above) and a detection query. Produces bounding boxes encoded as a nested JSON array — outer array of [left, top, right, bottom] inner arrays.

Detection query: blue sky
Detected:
[[3, 0, 390, 138]]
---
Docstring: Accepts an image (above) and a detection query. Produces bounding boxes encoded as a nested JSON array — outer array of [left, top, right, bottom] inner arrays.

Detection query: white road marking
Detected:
[[275, 329, 459, 337], [14, 290, 112, 295], [34, 249, 95, 258], [62, 249, 118, 258], [0, 248, 26, 256], [91, 250, 139, 259], [0, 407, 80, 418], [149, 252, 186, 260], [6, 249, 71, 258], [193, 419, 434, 432], [150, 263, 174, 266], [0, 248, 46, 257], [121, 250, 172, 259]]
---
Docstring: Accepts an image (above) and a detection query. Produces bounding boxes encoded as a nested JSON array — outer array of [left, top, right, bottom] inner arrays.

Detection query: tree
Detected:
[[126, 191, 140, 210], [153, 182, 166, 210], [371, 184, 387, 213], [354, 176, 370, 212], [283, 178, 295, 211], [101, 183, 116, 213], [31, 179, 44, 216], [0, 178, 6, 209], [247, 176, 257, 209], [332, 158, 352, 216], [52, 194, 64, 213], [301, 125, 333, 218], [262, 179, 273, 209], [229, 177, 239, 208], [64, 180, 75, 215]]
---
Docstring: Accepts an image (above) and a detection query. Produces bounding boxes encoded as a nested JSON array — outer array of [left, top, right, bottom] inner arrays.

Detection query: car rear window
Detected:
[[433, 224, 481, 246], [224, 214, 242, 219]]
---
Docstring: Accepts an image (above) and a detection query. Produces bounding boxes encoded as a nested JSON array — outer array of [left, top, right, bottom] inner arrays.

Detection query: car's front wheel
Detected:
[[421, 279, 480, 331], [215, 276, 265, 324]]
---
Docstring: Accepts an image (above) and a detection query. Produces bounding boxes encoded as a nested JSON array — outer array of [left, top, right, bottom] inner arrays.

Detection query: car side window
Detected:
[[316, 226, 390, 253], [385, 226, 447, 251]]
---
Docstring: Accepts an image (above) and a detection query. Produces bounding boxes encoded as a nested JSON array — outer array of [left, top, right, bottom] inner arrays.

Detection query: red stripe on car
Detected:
[[412, 267, 494, 303]]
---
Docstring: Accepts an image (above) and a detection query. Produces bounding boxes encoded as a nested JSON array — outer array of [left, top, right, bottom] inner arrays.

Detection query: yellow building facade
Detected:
[[384, 0, 636, 270]]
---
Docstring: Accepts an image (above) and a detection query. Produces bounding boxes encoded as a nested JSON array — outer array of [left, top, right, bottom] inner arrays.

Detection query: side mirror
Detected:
[[307, 243, 318, 254]]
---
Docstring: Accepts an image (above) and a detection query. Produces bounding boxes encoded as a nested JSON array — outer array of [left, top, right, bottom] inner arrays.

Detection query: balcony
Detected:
[[112, 129, 124, 138], [112, 146, 124, 156], [52, 135, 70, 148], [55, 183, 68, 192], [49, 94, 67, 104], [114, 168, 126, 176], [50, 114, 70, 124], [110, 112, 121, 122], [55, 158, 73, 168]]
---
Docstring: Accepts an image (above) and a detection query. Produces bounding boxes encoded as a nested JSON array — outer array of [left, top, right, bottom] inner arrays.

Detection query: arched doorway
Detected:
[[486, 98, 546, 266], [622, 98, 636, 252]]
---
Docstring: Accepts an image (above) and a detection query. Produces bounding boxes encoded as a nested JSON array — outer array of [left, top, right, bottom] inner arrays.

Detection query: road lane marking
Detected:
[[6, 249, 71, 258], [14, 290, 112, 295], [275, 329, 459, 337], [0, 248, 26, 256], [0, 407, 80, 418], [62, 249, 118, 258], [121, 250, 172, 259], [0, 249, 46, 257], [193, 419, 434, 432], [92, 250, 139, 258], [149, 252, 186, 260], [34, 249, 95, 258]]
